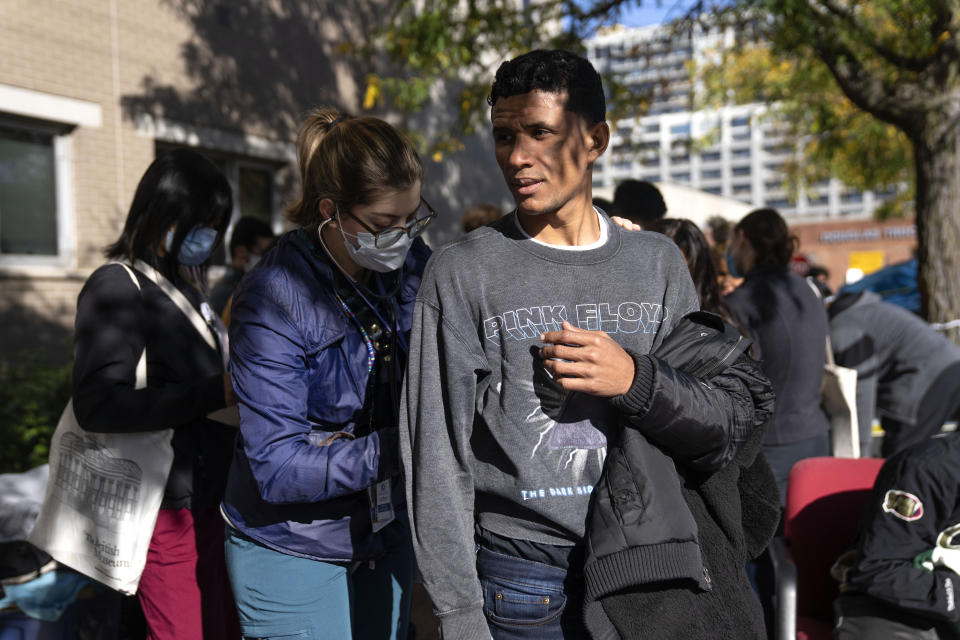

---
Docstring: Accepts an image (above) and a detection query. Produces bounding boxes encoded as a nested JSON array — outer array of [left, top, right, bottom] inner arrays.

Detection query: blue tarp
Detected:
[[837, 258, 920, 313]]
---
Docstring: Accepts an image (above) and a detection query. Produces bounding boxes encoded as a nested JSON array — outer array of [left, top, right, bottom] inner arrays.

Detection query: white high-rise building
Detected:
[[587, 24, 891, 220]]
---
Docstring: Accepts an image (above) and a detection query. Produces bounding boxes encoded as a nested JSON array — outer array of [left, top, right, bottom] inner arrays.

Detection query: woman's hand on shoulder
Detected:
[[611, 216, 643, 232]]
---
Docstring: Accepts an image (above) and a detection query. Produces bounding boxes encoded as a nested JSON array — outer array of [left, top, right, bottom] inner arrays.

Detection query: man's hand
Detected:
[[539, 321, 635, 397]]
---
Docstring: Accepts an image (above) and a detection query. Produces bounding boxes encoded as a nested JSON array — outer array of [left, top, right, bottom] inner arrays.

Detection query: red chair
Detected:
[[770, 456, 886, 640]]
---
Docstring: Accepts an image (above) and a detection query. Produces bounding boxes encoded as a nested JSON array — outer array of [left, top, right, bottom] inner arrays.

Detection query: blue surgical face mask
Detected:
[[165, 226, 218, 266]]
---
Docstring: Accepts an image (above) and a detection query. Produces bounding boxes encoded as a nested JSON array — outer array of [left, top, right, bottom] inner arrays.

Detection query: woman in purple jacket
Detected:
[[220, 109, 434, 639]]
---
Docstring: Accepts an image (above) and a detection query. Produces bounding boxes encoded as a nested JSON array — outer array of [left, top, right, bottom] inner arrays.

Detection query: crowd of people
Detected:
[[57, 48, 958, 640]]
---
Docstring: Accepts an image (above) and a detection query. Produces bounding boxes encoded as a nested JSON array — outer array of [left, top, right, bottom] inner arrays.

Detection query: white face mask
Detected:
[[245, 253, 261, 271], [341, 228, 414, 273]]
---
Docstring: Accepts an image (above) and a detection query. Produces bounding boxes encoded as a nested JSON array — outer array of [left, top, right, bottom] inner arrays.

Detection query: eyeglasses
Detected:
[[339, 197, 437, 248]]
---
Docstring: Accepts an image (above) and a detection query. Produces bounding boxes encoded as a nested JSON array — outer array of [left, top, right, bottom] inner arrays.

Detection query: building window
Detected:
[[701, 151, 721, 162], [701, 169, 722, 180], [0, 123, 58, 256], [841, 191, 864, 204], [238, 166, 273, 223], [731, 148, 752, 159], [731, 116, 751, 127], [0, 116, 76, 267], [671, 172, 691, 183], [764, 143, 791, 155], [670, 123, 691, 136], [732, 166, 752, 176]]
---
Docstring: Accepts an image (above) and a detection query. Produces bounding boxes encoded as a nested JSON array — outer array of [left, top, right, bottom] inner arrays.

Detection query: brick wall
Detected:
[[0, 0, 381, 362]]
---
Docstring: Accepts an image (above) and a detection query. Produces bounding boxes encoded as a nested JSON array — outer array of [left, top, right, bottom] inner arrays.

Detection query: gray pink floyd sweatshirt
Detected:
[[399, 211, 699, 639]]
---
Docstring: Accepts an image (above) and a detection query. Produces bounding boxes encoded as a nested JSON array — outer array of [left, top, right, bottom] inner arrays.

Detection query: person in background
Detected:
[[611, 179, 666, 229], [834, 432, 960, 639], [725, 208, 831, 502], [592, 196, 613, 213], [221, 108, 433, 640], [73, 149, 240, 639], [209, 216, 275, 315], [706, 215, 732, 248], [714, 247, 743, 296], [706, 216, 742, 295], [828, 290, 960, 457], [808, 265, 832, 297], [461, 202, 503, 233]]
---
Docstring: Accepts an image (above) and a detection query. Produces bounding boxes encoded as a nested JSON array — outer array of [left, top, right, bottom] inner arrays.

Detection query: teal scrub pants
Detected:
[[224, 522, 413, 640]]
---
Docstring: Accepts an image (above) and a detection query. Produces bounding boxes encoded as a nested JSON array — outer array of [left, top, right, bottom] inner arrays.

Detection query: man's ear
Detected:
[[587, 121, 610, 160]]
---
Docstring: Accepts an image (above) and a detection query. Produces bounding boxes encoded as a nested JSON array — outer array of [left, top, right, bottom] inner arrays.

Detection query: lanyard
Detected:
[[342, 272, 408, 355], [335, 293, 376, 374]]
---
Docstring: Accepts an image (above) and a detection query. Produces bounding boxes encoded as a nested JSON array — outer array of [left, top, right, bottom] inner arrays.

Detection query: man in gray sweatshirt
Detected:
[[400, 50, 756, 640]]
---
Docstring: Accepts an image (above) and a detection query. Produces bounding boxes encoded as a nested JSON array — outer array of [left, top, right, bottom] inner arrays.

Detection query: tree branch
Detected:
[[814, 35, 922, 131], [569, 0, 630, 23], [813, 0, 933, 72]]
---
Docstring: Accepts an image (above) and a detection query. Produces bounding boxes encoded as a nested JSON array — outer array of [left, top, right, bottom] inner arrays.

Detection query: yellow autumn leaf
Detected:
[[931, 30, 950, 55], [432, 151, 443, 162], [363, 80, 381, 111]]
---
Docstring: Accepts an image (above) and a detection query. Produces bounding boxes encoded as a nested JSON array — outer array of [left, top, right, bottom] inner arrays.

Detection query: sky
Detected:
[[616, 0, 700, 26]]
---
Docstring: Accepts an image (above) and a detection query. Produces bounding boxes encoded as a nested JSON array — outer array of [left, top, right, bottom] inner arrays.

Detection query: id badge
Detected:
[[369, 479, 395, 533]]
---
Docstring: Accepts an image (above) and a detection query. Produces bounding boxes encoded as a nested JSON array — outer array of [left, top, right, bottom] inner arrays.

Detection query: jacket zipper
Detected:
[[700, 334, 744, 379]]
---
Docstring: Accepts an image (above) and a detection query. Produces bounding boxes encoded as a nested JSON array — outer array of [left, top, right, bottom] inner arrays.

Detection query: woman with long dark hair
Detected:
[[73, 148, 240, 638], [647, 218, 738, 324]]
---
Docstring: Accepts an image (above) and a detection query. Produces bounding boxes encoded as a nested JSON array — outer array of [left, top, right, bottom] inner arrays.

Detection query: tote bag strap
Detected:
[[131, 260, 218, 352], [805, 276, 837, 367], [111, 262, 148, 391]]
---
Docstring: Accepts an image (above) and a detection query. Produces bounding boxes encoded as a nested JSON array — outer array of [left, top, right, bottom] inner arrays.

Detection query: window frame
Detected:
[[0, 116, 76, 269]]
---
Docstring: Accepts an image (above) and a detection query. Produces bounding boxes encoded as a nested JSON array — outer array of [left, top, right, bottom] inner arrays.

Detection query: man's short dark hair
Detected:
[[487, 49, 606, 125], [229, 216, 274, 256]]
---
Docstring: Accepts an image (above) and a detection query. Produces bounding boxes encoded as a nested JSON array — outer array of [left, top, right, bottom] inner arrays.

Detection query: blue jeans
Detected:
[[224, 522, 413, 640], [476, 546, 586, 640]]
